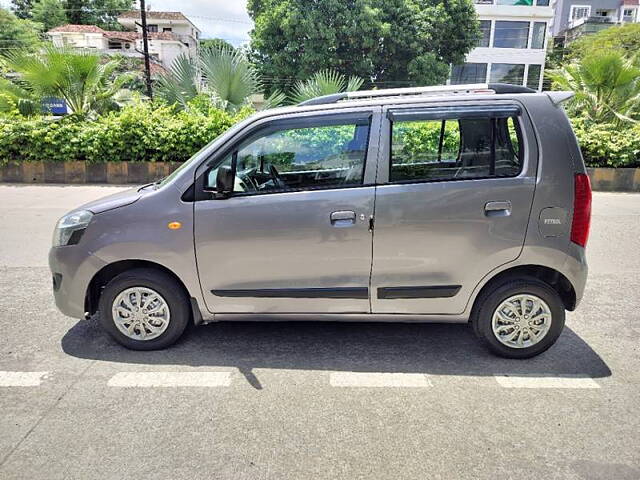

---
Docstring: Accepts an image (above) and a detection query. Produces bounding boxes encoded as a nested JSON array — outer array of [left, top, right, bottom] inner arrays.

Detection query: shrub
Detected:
[[573, 118, 640, 168], [0, 102, 247, 166]]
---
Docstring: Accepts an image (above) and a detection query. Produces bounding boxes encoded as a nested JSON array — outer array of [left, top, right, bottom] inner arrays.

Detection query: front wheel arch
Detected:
[[85, 259, 196, 322]]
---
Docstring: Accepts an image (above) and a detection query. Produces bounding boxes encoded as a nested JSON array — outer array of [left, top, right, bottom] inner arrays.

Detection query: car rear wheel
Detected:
[[473, 277, 565, 359], [98, 268, 190, 350]]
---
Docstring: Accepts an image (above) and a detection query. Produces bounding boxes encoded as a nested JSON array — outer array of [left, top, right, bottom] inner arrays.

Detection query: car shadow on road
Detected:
[[61, 318, 611, 389]]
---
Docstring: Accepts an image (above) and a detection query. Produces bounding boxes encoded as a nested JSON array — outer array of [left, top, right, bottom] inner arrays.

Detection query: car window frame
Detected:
[[192, 110, 380, 201], [386, 104, 526, 186]]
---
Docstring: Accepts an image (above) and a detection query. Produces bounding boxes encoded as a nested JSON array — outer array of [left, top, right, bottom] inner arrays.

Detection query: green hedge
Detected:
[[0, 102, 250, 165], [1, 105, 639, 169], [573, 119, 640, 168]]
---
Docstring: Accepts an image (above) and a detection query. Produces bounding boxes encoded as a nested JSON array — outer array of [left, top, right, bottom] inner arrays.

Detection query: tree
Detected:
[[567, 24, 640, 62], [289, 69, 363, 104], [0, 45, 136, 116], [32, 0, 67, 31], [10, 0, 33, 19], [200, 38, 235, 51], [248, 0, 480, 88], [156, 45, 285, 112], [548, 51, 640, 125], [0, 7, 42, 52], [63, 0, 134, 30]]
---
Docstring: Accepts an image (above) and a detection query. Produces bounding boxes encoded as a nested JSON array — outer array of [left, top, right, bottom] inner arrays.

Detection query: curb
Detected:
[[587, 168, 640, 192], [0, 161, 182, 185], [1, 162, 639, 192]]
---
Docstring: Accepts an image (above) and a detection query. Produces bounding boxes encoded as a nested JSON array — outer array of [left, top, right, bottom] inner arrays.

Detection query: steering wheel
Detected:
[[269, 165, 286, 190]]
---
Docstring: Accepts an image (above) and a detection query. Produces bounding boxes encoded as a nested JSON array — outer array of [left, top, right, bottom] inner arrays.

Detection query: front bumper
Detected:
[[49, 246, 107, 319]]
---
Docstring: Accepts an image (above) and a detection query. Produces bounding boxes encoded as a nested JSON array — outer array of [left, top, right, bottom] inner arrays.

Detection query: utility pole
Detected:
[[139, 0, 153, 99]]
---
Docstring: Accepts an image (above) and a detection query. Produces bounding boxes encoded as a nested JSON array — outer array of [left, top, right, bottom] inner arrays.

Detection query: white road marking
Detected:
[[108, 372, 231, 388], [330, 372, 432, 388], [0, 371, 49, 387], [494, 374, 600, 389]]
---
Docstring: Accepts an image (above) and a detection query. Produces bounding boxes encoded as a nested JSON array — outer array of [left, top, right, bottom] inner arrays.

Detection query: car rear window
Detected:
[[390, 111, 523, 183]]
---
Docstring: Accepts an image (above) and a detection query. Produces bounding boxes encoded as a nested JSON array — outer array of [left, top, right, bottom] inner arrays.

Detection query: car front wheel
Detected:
[[98, 268, 190, 350]]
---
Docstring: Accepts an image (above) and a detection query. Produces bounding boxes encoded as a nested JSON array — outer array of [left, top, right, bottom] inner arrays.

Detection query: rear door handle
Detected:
[[330, 210, 356, 227], [485, 201, 512, 217]]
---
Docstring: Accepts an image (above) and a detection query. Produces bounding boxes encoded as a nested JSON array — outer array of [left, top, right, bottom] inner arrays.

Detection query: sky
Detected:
[[143, 0, 254, 45], [0, 0, 255, 46]]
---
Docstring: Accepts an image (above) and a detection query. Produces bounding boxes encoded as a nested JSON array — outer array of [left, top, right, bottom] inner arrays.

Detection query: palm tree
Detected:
[[548, 51, 640, 124], [154, 53, 200, 109], [289, 70, 364, 104], [156, 45, 285, 112], [0, 45, 136, 116]]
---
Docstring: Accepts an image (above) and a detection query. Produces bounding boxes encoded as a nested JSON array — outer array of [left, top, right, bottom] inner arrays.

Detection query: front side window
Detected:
[[451, 63, 488, 84], [493, 21, 530, 48], [390, 112, 522, 183], [490, 63, 526, 85], [205, 120, 370, 195]]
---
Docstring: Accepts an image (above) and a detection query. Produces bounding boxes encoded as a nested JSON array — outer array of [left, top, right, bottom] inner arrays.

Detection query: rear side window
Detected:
[[390, 111, 523, 183]]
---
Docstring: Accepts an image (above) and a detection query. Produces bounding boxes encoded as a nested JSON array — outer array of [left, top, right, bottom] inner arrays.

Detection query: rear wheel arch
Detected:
[[85, 260, 197, 321], [469, 264, 577, 322]]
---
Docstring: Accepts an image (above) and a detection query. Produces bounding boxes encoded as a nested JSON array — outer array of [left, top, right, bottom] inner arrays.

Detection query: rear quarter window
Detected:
[[390, 112, 523, 183]]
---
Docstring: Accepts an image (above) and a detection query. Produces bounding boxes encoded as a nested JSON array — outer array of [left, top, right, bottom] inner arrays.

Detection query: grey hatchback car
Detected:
[[49, 83, 591, 358]]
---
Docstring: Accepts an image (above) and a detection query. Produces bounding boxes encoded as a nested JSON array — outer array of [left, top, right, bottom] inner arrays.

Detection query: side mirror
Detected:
[[215, 165, 234, 199]]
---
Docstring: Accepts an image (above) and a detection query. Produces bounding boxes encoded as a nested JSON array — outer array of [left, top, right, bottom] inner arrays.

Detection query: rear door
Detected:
[[194, 108, 381, 314], [370, 102, 537, 315]]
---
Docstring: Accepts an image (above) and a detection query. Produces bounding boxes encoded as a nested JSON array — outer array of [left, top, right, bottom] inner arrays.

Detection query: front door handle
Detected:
[[330, 210, 356, 227], [485, 201, 512, 217]]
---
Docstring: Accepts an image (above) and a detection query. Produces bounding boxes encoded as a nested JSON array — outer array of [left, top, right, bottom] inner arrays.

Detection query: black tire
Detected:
[[472, 277, 565, 359], [98, 268, 190, 350]]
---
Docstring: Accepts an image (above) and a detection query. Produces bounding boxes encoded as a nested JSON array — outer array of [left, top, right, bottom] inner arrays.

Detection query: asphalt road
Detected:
[[0, 185, 638, 480]]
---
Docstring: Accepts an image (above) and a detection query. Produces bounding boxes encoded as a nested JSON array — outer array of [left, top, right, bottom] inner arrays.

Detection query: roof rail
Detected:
[[298, 83, 537, 107]]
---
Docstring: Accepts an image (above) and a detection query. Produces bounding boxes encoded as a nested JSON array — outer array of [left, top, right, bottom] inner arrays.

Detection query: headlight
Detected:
[[52, 210, 93, 247]]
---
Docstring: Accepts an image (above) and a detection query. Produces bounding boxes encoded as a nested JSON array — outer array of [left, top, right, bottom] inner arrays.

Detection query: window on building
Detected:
[[570, 5, 591, 21], [147, 24, 158, 32], [490, 63, 525, 85], [496, 0, 533, 5], [526, 64, 542, 90], [595, 9, 614, 17], [493, 21, 530, 48], [536, 0, 550, 6], [531, 22, 546, 49], [163, 27, 172, 32], [389, 112, 523, 182], [479, 20, 491, 47], [451, 63, 488, 84], [623, 8, 635, 21]]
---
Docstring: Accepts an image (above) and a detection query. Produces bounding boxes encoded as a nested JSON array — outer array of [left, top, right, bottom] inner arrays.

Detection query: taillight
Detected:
[[570, 173, 592, 247]]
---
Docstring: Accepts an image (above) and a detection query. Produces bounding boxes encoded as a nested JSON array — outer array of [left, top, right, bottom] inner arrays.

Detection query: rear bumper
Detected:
[[49, 246, 106, 319], [563, 244, 588, 310]]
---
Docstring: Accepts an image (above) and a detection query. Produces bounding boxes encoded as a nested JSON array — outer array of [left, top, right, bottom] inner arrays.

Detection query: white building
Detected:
[[552, 0, 639, 44], [47, 11, 201, 72], [450, 0, 555, 90]]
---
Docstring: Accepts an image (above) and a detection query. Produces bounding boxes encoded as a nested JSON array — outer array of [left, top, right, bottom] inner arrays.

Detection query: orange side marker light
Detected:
[[167, 221, 182, 230]]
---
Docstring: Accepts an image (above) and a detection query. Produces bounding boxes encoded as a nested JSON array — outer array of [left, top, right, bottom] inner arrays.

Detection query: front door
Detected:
[[370, 103, 537, 315], [194, 110, 380, 314]]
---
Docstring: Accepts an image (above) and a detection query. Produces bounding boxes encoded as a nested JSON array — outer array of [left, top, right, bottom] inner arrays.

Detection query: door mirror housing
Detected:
[[215, 165, 234, 199]]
